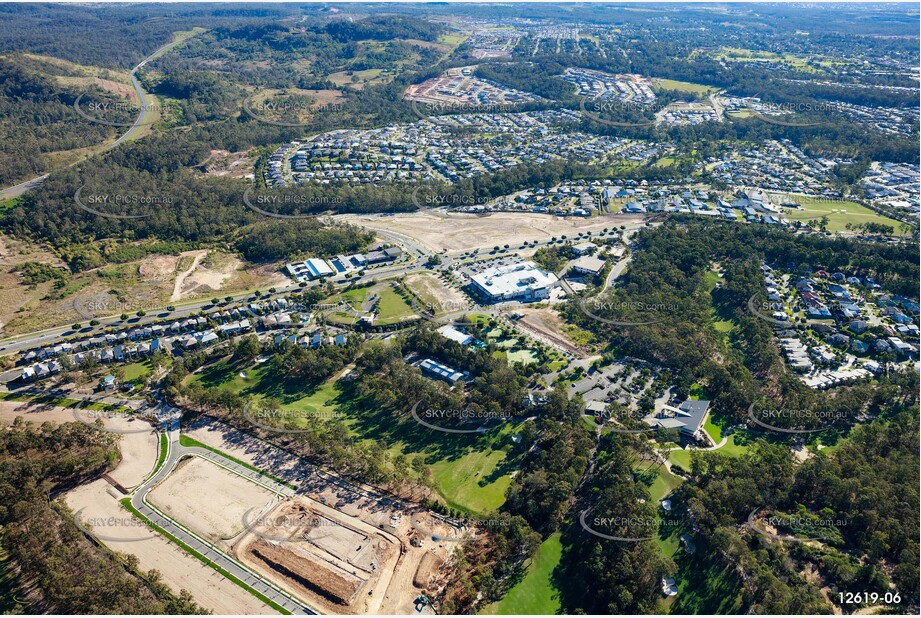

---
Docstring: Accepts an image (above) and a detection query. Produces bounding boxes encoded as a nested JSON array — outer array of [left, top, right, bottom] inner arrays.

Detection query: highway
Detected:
[[0, 214, 647, 359], [132, 427, 316, 615], [0, 34, 196, 202]]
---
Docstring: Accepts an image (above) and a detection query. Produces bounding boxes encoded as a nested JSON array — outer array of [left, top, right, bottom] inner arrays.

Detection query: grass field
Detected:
[[483, 532, 562, 615], [324, 283, 417, 325], [122, 360, 153, 382], [187, 358, 521, 514], [653, 78, 717, 96], [772, 195, 907, 234], [668, 432, 750, 470], [375, 286, 418, 325], [328, 68, 386, 89]]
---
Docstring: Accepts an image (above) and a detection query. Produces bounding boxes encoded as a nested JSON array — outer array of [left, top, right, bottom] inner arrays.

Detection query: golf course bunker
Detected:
[[237, 498, 399, 613], [149, 455, 278, 542]]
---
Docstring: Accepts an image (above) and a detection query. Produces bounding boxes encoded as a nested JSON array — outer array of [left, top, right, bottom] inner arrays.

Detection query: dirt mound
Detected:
[[250, 539, 364, 606], [413, 552, 442, 589]]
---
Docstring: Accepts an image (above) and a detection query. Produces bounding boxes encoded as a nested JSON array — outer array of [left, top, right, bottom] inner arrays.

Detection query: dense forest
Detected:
[[0, 55, 132, 185]]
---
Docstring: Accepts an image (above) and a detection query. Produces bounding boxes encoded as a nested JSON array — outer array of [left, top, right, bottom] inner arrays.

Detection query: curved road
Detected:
[[0, 34, 196, 202], [132, 429, 317, 615]]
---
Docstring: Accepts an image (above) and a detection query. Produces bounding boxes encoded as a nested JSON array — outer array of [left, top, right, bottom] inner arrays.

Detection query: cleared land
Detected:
[[149, 455, 279, 541], [404, 272, 469, 314], [66, 480, 278, 614], [236, 497, 404, 614], [339, 212, 643, 253], [0, 240, 284, 335], [180, 417, 457, 613]]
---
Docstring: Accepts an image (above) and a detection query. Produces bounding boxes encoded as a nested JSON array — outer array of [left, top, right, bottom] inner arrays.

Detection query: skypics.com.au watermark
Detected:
[[748, 294, 862, 327], [578, 97, 664, 128], [747, 403, 848, 434], [73, 95, 175, 127], [241, 94, 344, 127], [73, 186, 169, 220], [243, 186, 343, 219], [742, 99, 841, 128], [241, 508, 348, 543], [747, 507, 848, 543], [409, 401, 512, 435], [578, 296, 679, 327], [242, 401, 343, 435], [411, 514, 508, 543], [413, 299, 486, 328], [409, 99, 528, 122], [579, 508, 681, 542], [71, 295, 170, 321], [72, 401, 154, 435], [73, 508, 157, 542], [410, 186, 492, 213]]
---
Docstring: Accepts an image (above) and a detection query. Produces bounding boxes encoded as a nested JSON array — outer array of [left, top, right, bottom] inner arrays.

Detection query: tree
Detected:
[[234, 334, 261, 362]]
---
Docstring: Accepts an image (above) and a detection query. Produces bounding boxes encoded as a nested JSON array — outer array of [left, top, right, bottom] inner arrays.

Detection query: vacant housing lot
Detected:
[[339, 211, 640, 253], [149, 456, 279, 542]]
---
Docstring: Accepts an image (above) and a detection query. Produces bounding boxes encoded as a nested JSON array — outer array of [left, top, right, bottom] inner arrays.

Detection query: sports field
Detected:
[[772, 195, 907, 234]]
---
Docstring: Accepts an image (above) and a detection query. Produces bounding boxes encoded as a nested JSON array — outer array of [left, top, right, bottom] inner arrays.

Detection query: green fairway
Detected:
[[483, 533, 562, 615], [773, 195, 907, 234], [187, 358, 521, 514], [653, 78, 717, 95]]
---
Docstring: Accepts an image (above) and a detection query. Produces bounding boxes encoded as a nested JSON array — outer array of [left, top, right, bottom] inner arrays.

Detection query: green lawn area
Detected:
[[325, 283, 417, 326], [483, 532, 562, 615], [438, 32, 468, 46], [773, 196, 907, 234], [669, 549, 744, 614], [122, 360, 152, 382], [703, 414, 723, 443], [636, 461, 682, 503], [727, 109, 754, 118], [668, 432, 750, 470], [375, 286, 417, 325], [428, 423, 521, 514], [187, 357, 521, 515], [505, 349, 539, 365], [653, 78, 717, 96]]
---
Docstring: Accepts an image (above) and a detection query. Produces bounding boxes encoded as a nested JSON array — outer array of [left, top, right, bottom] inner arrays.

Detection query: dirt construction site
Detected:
[[146, 419, 461, 614], [339, 211, 645, 254]]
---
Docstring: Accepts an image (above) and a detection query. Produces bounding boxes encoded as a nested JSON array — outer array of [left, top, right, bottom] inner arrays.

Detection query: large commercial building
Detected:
[[286, 258, 335, 282], [643, 399, 711, 443], [469, 261, 558, 303]]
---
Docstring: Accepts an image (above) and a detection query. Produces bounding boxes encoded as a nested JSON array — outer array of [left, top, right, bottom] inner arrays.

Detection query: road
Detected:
[[131, 428, 316, 615], [0, 214, 647, 358], [0, 34, 196, 202]]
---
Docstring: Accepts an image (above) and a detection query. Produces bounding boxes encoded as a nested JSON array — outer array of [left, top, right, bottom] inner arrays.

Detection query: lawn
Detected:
[[653, 78, 717, 96], [187, 357, 521, 515], [636, 461, 682, 503], [772, 195, 907, 234], [668, 430, 751, 470], [375, 286, 418, 325], [438, 32, 468, 46], [122, 360, 152, 382], [483, 532, 562, 615], [428, 425, 520, 514]]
